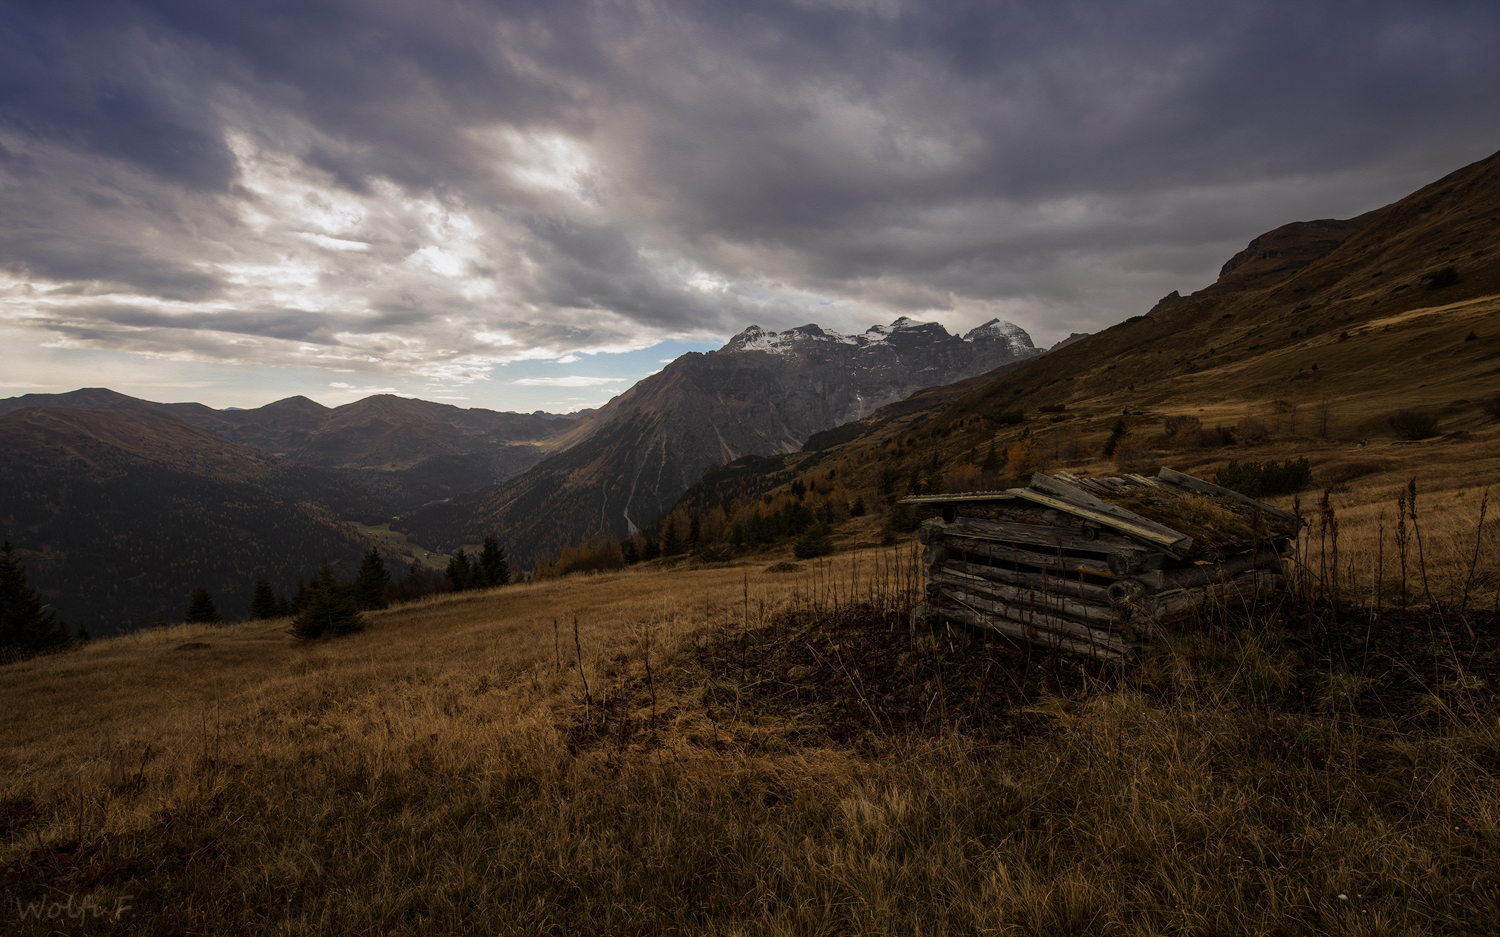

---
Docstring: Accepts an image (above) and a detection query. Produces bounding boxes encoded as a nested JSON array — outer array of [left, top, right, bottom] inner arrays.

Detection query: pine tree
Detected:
[[981, 441, 999, 474], [478, 536, 511, 586], [1103, 418, 1128, 458], [0, 542, 71, 663], [661, 518, 682, 556], [184, 585, 222, 624], [250, 577, 278, 620], [687, 516, 701, 550], [291, 559, 364, 639], [354, 547, 391, 610], [445, 549, 473, 592], [622, 538, 639, 564]]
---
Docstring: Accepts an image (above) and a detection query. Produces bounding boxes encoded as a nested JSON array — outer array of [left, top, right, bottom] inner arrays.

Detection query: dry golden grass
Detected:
[[4, 519, 1499, 933]]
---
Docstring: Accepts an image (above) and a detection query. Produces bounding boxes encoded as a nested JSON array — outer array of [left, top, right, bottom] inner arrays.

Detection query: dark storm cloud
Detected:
[[3, 0, 1499, 373]]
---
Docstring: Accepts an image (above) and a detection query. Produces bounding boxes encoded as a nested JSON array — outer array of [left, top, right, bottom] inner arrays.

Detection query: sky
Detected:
[[2, 1, 1499, 413]]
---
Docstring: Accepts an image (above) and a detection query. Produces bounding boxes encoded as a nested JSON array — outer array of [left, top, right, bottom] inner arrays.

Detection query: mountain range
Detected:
[[390, 316, 1043, 563]]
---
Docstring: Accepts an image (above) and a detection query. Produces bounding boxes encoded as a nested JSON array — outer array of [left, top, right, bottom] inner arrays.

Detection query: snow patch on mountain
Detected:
[[723, 317, 1038, 355]]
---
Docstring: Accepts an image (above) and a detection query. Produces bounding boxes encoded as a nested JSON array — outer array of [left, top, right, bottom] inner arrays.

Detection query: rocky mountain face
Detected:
[[396, 317, 1041, 564]]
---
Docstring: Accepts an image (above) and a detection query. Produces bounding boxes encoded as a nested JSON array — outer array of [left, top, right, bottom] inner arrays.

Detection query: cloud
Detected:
[[509, 376, 628, 387], [1, 0, 1498, 386]]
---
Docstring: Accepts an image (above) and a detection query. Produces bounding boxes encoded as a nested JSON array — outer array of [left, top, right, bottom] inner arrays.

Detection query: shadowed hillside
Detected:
[[0, 390, 571, 513], [0, 406, 374, 635]]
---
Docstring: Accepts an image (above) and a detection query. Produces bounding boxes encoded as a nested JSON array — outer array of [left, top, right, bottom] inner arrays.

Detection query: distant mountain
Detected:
[[0, 406, 373, 635], [0, 389, 572, 515], [396, 317, 1041, 564]]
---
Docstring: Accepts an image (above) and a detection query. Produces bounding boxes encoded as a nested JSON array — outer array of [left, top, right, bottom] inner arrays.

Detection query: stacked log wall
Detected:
[[910, 474, 1297, 661]]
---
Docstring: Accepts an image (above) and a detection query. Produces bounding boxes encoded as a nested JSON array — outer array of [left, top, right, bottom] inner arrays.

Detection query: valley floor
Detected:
[[3, 440, 1499, 935]]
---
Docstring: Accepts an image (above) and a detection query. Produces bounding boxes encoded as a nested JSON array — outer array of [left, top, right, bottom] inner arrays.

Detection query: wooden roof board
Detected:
[[900, 468, 1299, 555]]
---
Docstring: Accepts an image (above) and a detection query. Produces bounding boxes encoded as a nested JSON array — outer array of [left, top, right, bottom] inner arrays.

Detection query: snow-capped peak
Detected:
[[963, 318, 1038, 351]]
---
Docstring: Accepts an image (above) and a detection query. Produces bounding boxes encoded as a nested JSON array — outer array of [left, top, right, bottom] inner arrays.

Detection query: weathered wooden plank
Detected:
[[928, 606, 1131, 661], [1117, 570, 1284, 623], [935, 557, 1116, 604], [1027, 472, 1193, 544], [931, 598, 1136, 657], [1106, 550, 1170, 576], [1155, 467, 1302, 524], [1011, 488, 1195, 556], [930, 571, 1121, 626], [926, 517, 1143, 555], [899, 490, 1024, 506], [941, 534, 1115, 575], [1107, 545, 1294, 600]]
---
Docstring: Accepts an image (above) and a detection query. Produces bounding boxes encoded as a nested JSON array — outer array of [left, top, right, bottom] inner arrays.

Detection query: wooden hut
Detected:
[[904, 468, 1302, 661]]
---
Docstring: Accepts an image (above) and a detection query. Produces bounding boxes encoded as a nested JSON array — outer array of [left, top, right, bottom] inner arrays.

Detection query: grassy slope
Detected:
[[2, 533, 1497, 934]]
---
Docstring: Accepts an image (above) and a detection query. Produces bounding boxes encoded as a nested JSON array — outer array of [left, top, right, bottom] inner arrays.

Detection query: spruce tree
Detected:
[[291, 576, 309, 614], [445, 549, 473, 592], [291, 559, 364, 639], [478, 536, 511, 586], [661, 518, 682, 556], [0, 542, 71, 662], [354, 547, 391, 610], [1103, 418, 1128, 458], [184, 585, 222, 624], [622, 539, 639, 565], [687, 516, 701, 550], [250, 577, 278, 620]]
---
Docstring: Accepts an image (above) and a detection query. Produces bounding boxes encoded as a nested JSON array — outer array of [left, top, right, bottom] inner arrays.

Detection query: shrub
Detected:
[[988, 410, 1025, 425], [1162, 415, 1202, 445], [1235, 415, 1268, 443], [1038, 404, 1066, 413], [1421, 265, 1459, 290], [693, 544, 734, 563], [1112, 434, 1159, 476], [1480, 395, 1500, 422], [1387, 409, 1439, 440], [792, 522, 834, 559], [1213, 458, 1312, 498]]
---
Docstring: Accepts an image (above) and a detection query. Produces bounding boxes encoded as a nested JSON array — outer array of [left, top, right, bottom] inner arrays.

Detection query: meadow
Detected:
[[3, 432, 1498, 935]]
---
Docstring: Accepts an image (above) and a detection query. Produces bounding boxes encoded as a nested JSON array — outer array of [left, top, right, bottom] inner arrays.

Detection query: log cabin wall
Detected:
[[904, 469, 1301, 661]]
